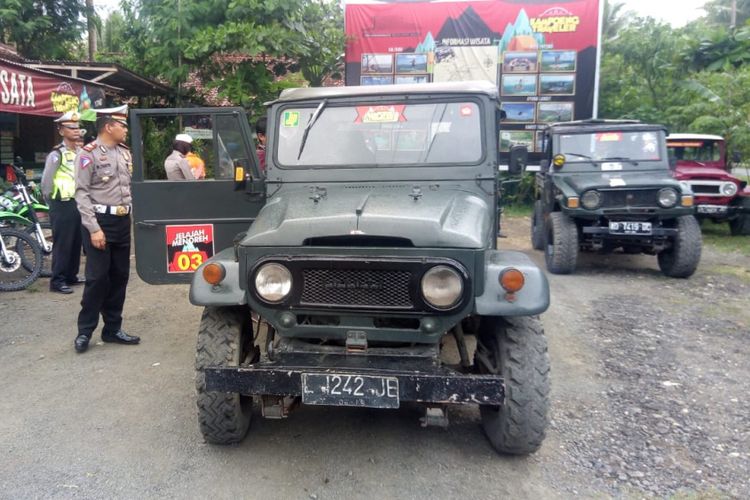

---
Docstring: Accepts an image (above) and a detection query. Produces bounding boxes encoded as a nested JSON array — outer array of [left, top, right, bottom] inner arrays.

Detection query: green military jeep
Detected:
[[532, 120, 701, 277], [131, 81, 551, 455]]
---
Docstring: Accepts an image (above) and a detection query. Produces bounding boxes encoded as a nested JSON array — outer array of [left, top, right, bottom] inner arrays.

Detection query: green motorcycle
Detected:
[[0, 163, 52, 277]]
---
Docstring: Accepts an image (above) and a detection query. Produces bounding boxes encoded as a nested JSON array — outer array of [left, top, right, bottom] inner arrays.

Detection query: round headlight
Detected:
[[255, 263, 292, 302], [657, 188, 678, 208], [421, 265, 463, 309], [721, 182, 738, 196], [581, 190, 601, 210]]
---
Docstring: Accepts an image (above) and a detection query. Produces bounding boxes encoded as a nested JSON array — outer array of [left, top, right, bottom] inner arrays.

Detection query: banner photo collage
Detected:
[[345, 0, 601, 155]]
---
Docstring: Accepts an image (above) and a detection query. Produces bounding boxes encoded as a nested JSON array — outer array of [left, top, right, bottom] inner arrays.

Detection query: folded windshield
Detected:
[[276, 101, 483, 167], [559, 130, 663, 162]]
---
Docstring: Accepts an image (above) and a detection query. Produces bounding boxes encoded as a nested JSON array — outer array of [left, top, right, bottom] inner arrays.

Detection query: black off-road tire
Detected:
[[23, 223, 52, 278], [0, 228, 43, 291], [475, 316, 550, 455], [657, 215, 702, 278], [530, 200, 545, 250], [729, 214, 750, 236], [544, 212, 578, 274], [196, 306, 254, 444]]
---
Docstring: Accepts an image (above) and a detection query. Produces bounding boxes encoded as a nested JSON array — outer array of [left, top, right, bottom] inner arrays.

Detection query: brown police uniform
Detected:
[[74, 139, 133, 340], [164, 150, 194, 180]]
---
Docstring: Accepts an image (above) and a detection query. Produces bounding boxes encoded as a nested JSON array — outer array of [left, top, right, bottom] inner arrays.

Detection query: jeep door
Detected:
[[131, 108, 264, 284]]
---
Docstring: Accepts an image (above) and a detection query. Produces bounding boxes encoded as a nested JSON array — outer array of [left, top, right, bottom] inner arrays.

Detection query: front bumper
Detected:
[[695, 203, 750, 218], [204, 341, 504, 407], [582, 226, 678, 237]]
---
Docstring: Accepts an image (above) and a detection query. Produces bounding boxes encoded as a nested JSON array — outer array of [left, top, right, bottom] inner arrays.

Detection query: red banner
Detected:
[[0, 60, 105, 117]]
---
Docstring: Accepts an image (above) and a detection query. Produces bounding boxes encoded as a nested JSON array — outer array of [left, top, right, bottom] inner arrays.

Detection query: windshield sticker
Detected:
[[166, 224, 215, 274], [596, 132, 623, 142], [283, 111, 300, 127], [355, 105, 407, 124], [601, 162, 623, 171], [609, 178, 626, 187], [460, 104, 473, 117]]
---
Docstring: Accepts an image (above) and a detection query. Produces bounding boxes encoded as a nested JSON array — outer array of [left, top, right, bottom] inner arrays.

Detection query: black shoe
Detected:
[[51, 284, 74, 294], [102, 330, 140, 345], [67, 277, 86, 285], [74, 335, 90, 353]]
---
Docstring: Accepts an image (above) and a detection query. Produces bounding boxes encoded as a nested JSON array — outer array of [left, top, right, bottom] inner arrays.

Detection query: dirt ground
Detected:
[[0, 216, 748, 499]]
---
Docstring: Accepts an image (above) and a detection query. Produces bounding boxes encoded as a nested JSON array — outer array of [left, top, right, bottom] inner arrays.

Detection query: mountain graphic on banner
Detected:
[[499, 9, 546, 52], [436, 6, 499, 43], [416, 32, 436, 53]]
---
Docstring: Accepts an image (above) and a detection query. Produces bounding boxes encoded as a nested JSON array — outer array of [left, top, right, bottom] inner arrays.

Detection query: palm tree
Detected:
[[603, 0, 632, 43]]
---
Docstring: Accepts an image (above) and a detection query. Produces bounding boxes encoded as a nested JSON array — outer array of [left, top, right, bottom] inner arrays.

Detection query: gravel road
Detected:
[[0, 215, 748, 499]]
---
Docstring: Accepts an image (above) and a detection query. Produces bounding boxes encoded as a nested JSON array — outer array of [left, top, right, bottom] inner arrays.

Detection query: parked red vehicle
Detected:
[[667, 134, 750, 235]]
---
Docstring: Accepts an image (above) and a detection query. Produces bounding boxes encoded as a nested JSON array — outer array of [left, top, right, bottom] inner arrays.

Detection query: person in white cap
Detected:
[[41, 110, 85, 294], [164, 133, 195, 180]]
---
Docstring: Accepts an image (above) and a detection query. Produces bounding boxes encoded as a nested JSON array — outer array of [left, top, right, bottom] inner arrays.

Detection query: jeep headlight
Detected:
[[657, 188, 678, 208], [581, 190, 601, 210], [421, 265, 463, 309], [255, 263, 292, 302], [721, 182, 738, 196]]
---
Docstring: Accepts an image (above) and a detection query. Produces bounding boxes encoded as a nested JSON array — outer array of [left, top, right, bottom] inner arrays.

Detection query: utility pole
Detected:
[[86, 0, 97, 61]]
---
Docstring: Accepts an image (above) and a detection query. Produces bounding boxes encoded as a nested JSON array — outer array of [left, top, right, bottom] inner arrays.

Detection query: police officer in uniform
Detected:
[[73, 108, 140, 353], [41, 111, 84, 294]]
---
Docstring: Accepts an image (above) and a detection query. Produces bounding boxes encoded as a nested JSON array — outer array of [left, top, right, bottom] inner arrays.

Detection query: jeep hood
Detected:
[[674, 165, 737, 182], [241, 186, 490, 248], [562, 170, 680, 192]]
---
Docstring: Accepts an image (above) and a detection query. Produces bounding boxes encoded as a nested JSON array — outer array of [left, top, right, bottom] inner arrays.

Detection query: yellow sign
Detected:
[[283, 111, 300, 127]]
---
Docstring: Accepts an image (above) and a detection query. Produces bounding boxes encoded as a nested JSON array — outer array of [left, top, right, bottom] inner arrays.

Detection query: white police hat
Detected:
[[54, 111, 80, 124], [175, 133, 193, 144]]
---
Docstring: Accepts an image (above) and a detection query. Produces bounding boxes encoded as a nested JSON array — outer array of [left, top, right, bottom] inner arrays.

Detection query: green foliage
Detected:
[[500, 174, 535, 207], [0, 0, 87, 59], [703, 0, 750, 26], [115, 0, 345, 112], [98, 11, 127, 56]]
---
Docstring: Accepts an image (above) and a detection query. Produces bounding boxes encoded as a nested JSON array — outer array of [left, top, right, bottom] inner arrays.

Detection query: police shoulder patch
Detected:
[[80, 155, 93, 170], [83, 141, 97, 152]]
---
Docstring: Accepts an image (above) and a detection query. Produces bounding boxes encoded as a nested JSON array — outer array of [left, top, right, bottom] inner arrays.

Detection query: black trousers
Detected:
[[48, 199, 82, 289], [78, 214, 131, 338]]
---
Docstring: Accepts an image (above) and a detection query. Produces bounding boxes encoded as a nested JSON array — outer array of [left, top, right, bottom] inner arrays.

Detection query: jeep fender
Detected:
[[189, 248, 247, 307], [475, 250, 550, 316]]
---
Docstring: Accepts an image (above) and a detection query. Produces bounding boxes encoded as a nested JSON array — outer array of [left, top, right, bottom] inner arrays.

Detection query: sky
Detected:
[[96, 0, 710, 27], [621, 0, 707, 27]]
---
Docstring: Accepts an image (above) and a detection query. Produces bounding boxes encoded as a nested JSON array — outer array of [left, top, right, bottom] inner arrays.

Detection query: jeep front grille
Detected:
[[301, 268, 413, 309], [687, 181, 722, 196], [600, 189, 659, 208], [249, 256, 470, 314]]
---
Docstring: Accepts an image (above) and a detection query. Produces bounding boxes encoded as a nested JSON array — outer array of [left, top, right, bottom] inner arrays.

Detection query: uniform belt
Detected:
[[93, 204, 131, 216]]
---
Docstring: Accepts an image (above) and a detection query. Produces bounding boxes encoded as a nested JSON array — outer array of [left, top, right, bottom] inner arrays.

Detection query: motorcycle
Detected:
[[0, 160, 53, 277], [0, 226, 43, 291]]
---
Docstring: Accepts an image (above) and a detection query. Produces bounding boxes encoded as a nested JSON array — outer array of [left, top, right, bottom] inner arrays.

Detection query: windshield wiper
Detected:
[[601, 156, 639, 165], [423, 103, 449, 161], [566, 152, 593, 160], [297, 99, 327, 160]]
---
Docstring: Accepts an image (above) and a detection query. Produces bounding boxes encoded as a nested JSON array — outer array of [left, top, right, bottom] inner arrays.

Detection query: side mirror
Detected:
[[508, 145, 528, 176], [732, 151, 741, 163]]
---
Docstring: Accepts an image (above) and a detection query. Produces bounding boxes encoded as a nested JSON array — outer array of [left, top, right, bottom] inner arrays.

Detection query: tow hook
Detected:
[[420, 405, 449, 428]]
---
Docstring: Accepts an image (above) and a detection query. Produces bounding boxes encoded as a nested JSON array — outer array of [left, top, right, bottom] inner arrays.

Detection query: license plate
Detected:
[[301, 373, 399, 409], [609, 221, 652, 235], [696, 205, 728, 214]]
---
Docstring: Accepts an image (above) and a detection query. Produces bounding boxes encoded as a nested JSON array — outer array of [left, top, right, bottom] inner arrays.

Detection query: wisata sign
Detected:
[[0, 61, 105, 117]]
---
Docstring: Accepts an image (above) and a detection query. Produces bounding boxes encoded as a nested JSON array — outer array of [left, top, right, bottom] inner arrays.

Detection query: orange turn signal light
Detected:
[[681, 195, 694, 207], [500, 268, 525, 293], [567, 197, 580, 209], [234, 166, 245, 182], [202, 263, 226, 285], [553, 154, 566, 168]]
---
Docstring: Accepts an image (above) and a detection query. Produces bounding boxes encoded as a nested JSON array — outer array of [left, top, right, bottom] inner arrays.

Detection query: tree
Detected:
[[99, 11, 127, 56], [703, 0, 750, 27], [0, 0, 87, 59], [602, 0, 632, 43]]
